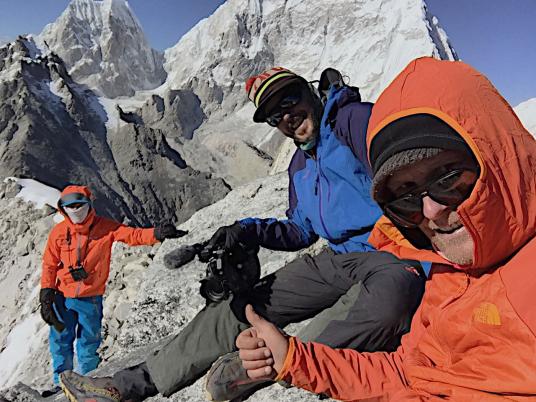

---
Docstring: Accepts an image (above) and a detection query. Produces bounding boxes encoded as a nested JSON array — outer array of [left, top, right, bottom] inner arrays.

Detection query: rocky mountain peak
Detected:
[[38, 0, 166, 98], [160, 0, 458, 185]]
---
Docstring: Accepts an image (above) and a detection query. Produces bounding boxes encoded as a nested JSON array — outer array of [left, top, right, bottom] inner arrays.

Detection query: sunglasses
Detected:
[[64, 202, 88, 210], [265, 94, 302, 127], [384, 169, 478, 228]]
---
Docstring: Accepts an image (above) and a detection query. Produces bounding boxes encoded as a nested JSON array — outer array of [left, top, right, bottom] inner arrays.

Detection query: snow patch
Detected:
[[514, 98, 536, 138], [4, 177, 61, 209], [0, 313, 47, 388]]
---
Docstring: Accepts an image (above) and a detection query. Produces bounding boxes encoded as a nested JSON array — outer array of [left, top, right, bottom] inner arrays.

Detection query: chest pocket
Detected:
[[58, 238, 73, 267]]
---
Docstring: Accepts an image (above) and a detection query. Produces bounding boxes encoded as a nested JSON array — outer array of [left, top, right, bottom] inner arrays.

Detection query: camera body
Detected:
[[164, 242, 261, 303], [68, 265, 89, 282]]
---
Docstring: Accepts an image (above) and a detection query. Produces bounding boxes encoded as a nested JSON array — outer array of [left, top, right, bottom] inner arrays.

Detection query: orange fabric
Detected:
[[279, 58, 536, 400], [41, 185, 158, 298], [368, 216, 447, 265]]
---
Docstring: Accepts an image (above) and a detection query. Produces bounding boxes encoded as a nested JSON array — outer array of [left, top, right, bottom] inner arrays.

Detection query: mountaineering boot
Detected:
[[59, 371, 121, 402], [205, 351, 272, 401], [41, 385, 62, 397]]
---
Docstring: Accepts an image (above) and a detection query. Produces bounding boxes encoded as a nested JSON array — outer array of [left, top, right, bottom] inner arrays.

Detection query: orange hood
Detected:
[[367, 57, 536, 271], [58, 185, 96, 230]]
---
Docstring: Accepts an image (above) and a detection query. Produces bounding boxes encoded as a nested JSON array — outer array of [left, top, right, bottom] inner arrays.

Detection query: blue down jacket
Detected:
[[240, 85, 382, 254]]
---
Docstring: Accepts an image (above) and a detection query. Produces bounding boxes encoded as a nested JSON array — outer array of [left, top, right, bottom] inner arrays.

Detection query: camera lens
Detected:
[[200, 278, 227, 303]]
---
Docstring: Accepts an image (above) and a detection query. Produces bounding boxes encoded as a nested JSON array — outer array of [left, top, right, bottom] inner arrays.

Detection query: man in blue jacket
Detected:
[[59, 68, 425, 402]]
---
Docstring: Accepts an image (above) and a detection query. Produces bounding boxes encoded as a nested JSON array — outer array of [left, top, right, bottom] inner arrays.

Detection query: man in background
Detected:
[[40, 185, 183, 396]]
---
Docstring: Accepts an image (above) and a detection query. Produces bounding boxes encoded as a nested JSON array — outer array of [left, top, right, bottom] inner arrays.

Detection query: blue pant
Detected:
[[49, 294, 103, 385]]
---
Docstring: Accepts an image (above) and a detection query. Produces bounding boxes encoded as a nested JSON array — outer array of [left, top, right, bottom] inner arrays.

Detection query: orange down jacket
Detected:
[[276, 57, 536, 400], [41, 185, 158, 298]]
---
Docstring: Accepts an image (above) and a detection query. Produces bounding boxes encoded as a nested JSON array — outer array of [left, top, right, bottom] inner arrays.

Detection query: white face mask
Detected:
[[64, 203, 90, 224]]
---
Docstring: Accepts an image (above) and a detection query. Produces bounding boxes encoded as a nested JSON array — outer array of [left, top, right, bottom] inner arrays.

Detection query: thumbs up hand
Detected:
[[236, 304, 290, 380]]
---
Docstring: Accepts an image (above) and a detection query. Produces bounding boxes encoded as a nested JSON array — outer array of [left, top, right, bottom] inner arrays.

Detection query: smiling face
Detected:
[[263, 84, 321, 145], [385, 150, 479, 265]]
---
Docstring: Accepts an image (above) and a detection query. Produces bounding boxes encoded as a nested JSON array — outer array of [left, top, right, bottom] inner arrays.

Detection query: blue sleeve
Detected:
[[238, 156, 318, 251], [238, 215, 317, 251]]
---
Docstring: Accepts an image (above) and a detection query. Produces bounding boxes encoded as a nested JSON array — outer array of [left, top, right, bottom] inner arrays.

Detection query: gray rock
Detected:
[[0, 37, 229, 225]]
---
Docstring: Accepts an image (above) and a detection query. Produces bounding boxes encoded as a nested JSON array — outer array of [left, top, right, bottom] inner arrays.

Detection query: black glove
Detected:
[[39, 288, 65, 332], [207, 222, 247, 251], [154, 223, 188, 241]]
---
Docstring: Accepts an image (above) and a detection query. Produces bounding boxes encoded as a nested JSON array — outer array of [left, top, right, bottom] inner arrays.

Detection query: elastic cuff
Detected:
[[274, 336, 296, 383]]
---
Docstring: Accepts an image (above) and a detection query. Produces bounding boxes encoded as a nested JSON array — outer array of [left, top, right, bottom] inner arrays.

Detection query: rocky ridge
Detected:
[[0, 174, 326, 402], [0, 36, 230, 225]]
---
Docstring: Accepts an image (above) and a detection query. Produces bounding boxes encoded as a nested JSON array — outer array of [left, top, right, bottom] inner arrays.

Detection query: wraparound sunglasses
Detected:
[[384, 169, 478, 228]]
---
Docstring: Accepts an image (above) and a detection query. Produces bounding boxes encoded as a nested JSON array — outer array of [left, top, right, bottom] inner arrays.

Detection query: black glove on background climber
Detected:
[[154, 223, 188, 241], [39, 288, 65, 332], [207, 222, 249, 251]]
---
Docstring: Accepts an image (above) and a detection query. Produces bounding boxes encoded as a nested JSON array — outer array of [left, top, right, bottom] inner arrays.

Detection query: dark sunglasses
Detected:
[[63, 202, 88, 210], [384, 169, 478, 228], [265, 94, 302, 127]]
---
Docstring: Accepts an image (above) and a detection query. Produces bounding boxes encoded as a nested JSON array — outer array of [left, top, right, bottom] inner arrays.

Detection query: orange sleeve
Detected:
[[111, 223, 158, 246], [41, 230, 61, 289], [276, 303, 427, 401]]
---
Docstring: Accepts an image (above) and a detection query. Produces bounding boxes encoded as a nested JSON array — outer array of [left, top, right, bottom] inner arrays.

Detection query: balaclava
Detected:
[[64, 204, 91, 224], [59, 192, 92, 224]]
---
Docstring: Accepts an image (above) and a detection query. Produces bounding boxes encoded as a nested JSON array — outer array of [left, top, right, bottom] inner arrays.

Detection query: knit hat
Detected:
[[369, 114, 473, 202], [245, 67, 308, 123]]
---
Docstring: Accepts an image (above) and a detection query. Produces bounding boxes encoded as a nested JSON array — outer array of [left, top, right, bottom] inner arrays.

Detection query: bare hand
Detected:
[[236, 305, 289, 379]]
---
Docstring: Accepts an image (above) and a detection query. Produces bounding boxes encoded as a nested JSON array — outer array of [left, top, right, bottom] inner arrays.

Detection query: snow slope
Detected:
[[514, 98, 536, 137], [160, 0, 458, 184]]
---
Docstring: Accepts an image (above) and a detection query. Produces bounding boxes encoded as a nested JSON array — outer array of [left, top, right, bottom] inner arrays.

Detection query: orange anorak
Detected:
[[276, 58, 536, 400], [41, 185, 158, 298]]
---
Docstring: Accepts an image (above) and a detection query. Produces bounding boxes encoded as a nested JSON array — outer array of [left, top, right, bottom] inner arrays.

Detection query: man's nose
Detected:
[[278, 114, 293, 136], [281, 112, 292, 123], [422, 195, 449, 221]]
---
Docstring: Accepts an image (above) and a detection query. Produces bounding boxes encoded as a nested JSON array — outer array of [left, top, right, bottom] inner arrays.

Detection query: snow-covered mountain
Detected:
[[157, 0, 458, 185], [515, 98, 536, 137], [38, 0, 166, 98]]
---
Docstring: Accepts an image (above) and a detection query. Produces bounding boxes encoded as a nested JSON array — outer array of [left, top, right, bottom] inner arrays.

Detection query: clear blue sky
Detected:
[[1, 0, 534, 105]]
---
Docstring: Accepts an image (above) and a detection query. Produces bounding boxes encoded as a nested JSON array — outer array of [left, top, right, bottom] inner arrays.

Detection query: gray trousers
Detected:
[[116, 250, 425, 398]]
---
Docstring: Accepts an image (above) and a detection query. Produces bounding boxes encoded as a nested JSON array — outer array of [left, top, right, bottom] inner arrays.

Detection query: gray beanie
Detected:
[[371, 148, 442, 202]]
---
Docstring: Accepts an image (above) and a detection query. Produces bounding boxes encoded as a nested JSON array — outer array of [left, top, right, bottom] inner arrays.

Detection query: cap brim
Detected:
[[62, 200, 89, 207], [59, 192, 91, 207], [252, 76, 309, 123]]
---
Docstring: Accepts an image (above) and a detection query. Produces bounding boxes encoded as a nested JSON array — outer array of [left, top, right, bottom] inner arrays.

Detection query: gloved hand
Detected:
[[39, 288, 65, 332], [154, 223, 188, 241], [207, 222, 247, 251]]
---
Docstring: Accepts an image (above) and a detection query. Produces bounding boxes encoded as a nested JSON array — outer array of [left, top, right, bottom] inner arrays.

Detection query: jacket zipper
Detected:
[[75, 233, 82, 297], [316, 155, 334, 241]]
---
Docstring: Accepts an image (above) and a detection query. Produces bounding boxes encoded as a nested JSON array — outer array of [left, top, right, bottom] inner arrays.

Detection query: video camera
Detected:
[[163, 242, 261, 304]]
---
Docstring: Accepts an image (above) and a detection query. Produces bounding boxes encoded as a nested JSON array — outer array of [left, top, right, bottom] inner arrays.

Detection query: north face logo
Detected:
[[473, 302, 501, 326]]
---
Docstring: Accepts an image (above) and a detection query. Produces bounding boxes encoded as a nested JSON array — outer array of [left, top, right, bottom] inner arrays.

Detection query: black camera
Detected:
[[69, 265, 89, 282], [164, 242, 261, 303]]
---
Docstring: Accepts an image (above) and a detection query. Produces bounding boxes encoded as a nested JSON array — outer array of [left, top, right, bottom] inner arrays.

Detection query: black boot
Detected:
[[41, 385, 62, 398]]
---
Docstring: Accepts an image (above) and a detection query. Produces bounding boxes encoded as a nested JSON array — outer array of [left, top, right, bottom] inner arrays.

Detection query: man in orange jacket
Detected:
[[40, 185, 185, 395], [233, 57, 536, 400]]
